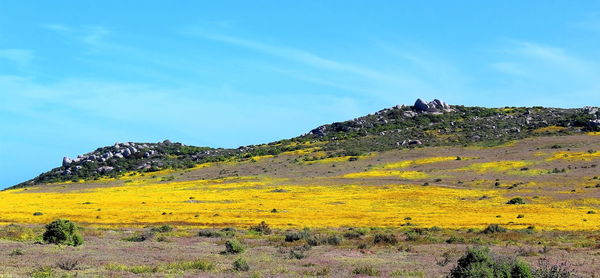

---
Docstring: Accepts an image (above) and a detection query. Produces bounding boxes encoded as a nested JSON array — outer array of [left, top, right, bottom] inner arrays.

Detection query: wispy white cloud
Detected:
[[182, 29, 462, 105], [183, 30, 389, 81], [486, 40, 600, 106], [493, 40, 598, 81]]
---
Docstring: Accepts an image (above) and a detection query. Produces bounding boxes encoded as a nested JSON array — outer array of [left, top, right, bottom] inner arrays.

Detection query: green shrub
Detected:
[[446, 236, 466, 244], [233, 257, 250, 271], [352, 265, 381, 276], [124, 231, 155, 242], [165, 260, 214, 271], [150, 225, 173, 233], [448, 247, 533, 278], [285, 229, 311, 242], [507, 197, 526, 205], [325, 234, 343, 245], [9, 249, 23, 256], [249, 221, 272, 235], [198, 229, 225, 238], [305, 234, 343, 246], [56, 257, 80, 271], [373, 233, 398, 245], [43, 219, 84, 246], [483, 224, 507, 234], [225, 239, 245, 254], [30, 266, 54, 278], [289, 245, 311, 259]]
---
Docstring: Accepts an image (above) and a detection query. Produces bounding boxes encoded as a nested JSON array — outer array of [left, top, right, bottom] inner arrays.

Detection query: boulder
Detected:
[[97, 166, 114, 173], [432, 99, 450, 109], [402, 139, 422, 146], [414, 98, 452, 112], [589, 119, 600, 128], [62, 157, 72, 167], [414, 98, 429, 112], [123, 148, 132, 157], [584, 106, 598, 115], [403, 111, 418, 118]]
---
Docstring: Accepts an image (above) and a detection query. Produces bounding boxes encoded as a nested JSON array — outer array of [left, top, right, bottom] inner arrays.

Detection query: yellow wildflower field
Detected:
[[457, 161, 533, 173], [533, 126, 567, 133], [0, 175, 597, 230], [545, 151, 600, 161], [343, 170, 428, 179], [380, 156, 459, 169]]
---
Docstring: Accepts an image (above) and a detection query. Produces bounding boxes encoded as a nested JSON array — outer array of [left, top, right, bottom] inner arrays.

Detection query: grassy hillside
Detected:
[[11, 100, 600, 189], [2, 101, 600, 277], [3, 133, 600, 230]]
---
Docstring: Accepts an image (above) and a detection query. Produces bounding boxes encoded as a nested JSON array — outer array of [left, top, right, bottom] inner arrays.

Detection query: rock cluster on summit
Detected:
[[413, 98, 453, 113]]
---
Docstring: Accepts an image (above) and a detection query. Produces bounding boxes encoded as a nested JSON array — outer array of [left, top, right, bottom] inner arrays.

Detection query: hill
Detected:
[[2, 99, 600, 277], [11, 98, 600, 189]]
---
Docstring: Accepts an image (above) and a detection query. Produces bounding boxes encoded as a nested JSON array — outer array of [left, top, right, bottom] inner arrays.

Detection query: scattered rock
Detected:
[[402, 139, 422, 146], [97, 166, 114, 173], [403, 111, 418, 118], [584, 106, 598, 115]]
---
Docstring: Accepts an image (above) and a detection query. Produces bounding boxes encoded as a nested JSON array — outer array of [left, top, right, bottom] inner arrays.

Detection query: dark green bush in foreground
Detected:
[[233, 257, 250, 271], [224, 239, 245, 254], [449, 247, 532, 278], [43, 219, 83, 246]]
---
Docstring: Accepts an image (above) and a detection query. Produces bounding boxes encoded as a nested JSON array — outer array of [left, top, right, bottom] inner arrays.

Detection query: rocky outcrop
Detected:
[[413, 98, 453, 113], [62, 157, 72, 167], [414, 98, 429, 112]]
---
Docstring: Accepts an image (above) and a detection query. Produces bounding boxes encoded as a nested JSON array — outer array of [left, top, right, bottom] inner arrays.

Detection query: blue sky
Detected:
[[1, 1, 599, 188]]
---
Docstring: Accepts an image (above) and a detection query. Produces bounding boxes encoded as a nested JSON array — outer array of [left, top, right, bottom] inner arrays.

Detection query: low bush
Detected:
[[30, 266, 54, 278], [165, 260, 214, 271], [224, 239, 245, 254], [198, 229, 226, 238], [373, 233, 398, 245], [446, 236, 466, 244], [124, 231, 155, 242], [306, 234, 343, 246], [9, 249, 23, 256], [249, 221, 272, 235], [56, 257, 80, 271], [285, 229, 311, 242], [43, 219, 84, 246], [352, 265, 381, 276], [233, 257, 250, 271], [507, 197, 526, 205], [448, 247, 533, 278], [482, 224, 507, 234], [150, 225, 173, 233], [289, 245, 311, 259]]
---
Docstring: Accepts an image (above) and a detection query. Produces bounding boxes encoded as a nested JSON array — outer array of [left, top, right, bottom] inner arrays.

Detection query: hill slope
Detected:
[[11, 98, 600, 189]]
